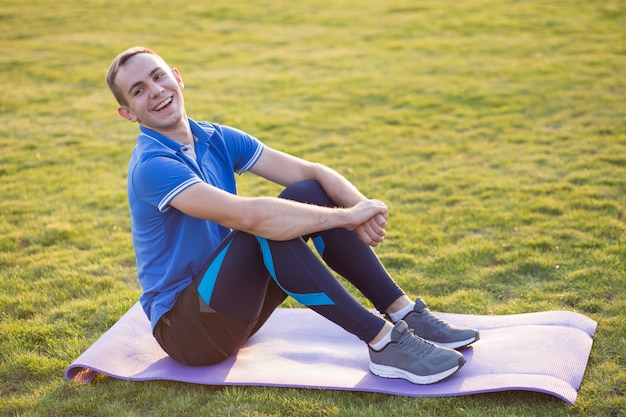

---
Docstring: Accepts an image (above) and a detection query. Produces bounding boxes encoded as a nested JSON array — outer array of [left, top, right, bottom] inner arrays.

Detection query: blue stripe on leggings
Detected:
[[197, 240, 234, 304], [255, 237, 335, 306], [312, 236, 325, 256]]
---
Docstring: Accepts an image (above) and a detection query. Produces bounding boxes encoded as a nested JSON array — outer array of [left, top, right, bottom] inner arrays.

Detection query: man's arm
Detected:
[[168, 182, 387, 246], [249, 147, 367, 208], [249, 147, 389, 244], [169, 145, 387, 245]]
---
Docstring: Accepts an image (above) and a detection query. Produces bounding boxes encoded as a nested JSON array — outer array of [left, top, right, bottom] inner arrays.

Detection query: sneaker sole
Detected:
[[369, 357, 466, 385], [433, 333, 480, 350]]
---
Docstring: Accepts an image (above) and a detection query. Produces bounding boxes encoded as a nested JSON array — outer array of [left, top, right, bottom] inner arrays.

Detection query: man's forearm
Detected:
[[237, 196, 352, 241]]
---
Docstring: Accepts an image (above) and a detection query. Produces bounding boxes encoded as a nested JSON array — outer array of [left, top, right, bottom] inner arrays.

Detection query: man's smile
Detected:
[[154, 96, 173, 111]]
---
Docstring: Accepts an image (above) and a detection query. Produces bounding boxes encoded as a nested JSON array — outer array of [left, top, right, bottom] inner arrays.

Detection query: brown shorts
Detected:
[[153, 279, 286, 366]]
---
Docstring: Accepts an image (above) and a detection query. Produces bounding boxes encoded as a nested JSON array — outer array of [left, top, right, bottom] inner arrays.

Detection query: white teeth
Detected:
[[155, 97, 172, 111]]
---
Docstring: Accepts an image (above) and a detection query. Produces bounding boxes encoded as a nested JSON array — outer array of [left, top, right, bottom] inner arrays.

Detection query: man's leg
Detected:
[[253, 234, 386, 342], [279, 180, 479, 349], [251, 233, 467, 384], [154, 230, 287, 366], [156, 228, 389, 364], [278, 180, 405, 312]]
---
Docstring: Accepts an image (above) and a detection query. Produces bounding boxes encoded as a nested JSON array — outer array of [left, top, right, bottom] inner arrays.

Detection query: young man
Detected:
[[106, 46, 479, 385]]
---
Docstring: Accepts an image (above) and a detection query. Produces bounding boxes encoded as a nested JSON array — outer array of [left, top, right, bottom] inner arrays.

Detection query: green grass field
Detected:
[[1, 0, 624, 415]]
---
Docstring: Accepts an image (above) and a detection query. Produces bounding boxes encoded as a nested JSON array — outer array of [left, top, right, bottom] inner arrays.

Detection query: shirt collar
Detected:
[[188, 118, 213, 144], [138, 118, 212, 152]]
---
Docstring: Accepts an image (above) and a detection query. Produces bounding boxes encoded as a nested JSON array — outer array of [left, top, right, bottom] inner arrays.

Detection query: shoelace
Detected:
[[396, 328, 435, 358], [417, 309, 455, 330]]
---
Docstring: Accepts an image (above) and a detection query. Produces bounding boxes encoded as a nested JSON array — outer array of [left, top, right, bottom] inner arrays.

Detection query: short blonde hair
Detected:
[[106, 46, 160, 106]]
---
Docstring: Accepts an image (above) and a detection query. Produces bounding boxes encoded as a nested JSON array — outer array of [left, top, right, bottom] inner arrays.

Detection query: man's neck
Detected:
[[147, 118, 194, 145]]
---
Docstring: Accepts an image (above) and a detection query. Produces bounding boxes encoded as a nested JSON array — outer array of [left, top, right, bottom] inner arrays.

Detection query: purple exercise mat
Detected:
[[65, 303, 596, 404]]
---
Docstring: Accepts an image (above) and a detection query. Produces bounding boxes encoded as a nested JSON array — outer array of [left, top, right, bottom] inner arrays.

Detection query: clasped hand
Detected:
[[348, 199, 388, 247]]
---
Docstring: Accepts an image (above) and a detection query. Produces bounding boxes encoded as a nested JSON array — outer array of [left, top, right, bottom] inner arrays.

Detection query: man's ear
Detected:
[[117, 106, 138, 122], [172, 68, 184, 89]]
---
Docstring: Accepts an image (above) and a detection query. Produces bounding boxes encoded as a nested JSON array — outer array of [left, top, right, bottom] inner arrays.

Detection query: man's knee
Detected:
[[278, 180, 332, 207]]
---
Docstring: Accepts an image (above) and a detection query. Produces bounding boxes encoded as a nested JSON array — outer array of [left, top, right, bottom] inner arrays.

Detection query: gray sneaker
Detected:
[[369, 320, 466, 385], [392, 297, 479, 349]]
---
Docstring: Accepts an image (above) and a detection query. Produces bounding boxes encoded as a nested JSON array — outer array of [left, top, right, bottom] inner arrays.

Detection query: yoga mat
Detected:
[[65, 303, 596, 404]]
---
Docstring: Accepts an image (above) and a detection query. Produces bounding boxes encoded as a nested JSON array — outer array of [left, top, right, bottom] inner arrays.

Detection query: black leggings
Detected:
[[154, 180, 405, 366]]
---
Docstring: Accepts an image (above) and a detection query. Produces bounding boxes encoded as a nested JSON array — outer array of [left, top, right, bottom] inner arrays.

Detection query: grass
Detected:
[[0, 0, 624, 415]]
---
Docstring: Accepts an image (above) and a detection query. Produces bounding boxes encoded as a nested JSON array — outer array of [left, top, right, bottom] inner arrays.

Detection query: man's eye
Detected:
[[133, 88, 144, 96]]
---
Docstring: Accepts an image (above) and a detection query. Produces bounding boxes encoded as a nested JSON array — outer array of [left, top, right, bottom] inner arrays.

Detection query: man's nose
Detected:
[[149, 82, 164, 97]]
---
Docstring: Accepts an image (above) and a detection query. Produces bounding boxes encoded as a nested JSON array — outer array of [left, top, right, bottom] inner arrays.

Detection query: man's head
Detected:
[[106, 46, 159, 106], [107, 47, 187, 131]]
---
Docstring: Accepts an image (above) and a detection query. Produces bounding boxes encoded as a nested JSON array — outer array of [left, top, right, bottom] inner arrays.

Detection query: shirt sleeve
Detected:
[[131, 154, 203, 212], [219, 125, 265, 174]]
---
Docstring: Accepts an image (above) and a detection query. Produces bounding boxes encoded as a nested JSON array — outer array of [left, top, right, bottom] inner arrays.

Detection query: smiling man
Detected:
[[105, 46, 478, 385]]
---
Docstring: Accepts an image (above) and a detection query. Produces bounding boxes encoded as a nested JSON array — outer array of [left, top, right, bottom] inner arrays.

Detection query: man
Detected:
[[106, 46, 479, 385]]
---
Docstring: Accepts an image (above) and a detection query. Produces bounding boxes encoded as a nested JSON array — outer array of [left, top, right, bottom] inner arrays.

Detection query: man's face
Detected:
[[115, 53, 186, 132]]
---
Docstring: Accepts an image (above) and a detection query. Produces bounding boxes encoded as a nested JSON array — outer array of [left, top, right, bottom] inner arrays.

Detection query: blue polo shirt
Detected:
[[127, 118, 264, 330]]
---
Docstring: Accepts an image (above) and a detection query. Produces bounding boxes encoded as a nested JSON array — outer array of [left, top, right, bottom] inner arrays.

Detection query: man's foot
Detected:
[[389, 297, 479, 349], [369, 320, 466, 385]]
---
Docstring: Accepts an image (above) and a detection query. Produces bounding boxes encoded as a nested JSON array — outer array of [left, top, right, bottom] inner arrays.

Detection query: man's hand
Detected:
[[356, 213, 387, 247], [346, 200, 388, 246]]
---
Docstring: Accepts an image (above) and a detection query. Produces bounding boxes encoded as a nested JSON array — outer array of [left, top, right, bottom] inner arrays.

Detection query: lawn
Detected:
[[0, 0, 624, 415]]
